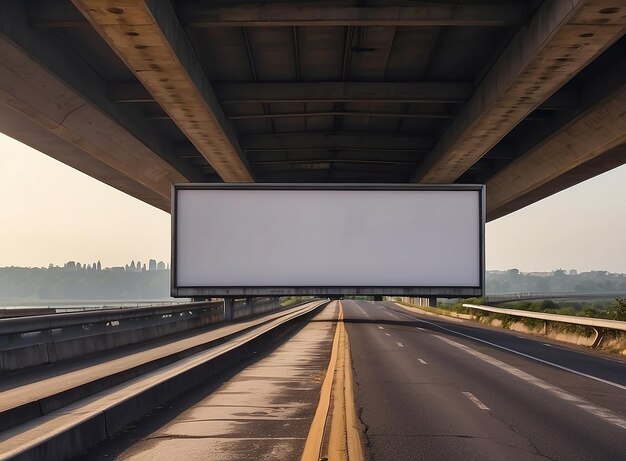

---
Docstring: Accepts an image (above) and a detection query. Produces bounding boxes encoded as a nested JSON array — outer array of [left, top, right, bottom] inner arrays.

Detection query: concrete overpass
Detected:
[[0, 0, 624, 220]]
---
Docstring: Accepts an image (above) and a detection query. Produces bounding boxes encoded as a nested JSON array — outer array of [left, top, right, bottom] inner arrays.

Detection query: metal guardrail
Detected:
[[463, 304, 626, 332], [463, 303, 626, 347]]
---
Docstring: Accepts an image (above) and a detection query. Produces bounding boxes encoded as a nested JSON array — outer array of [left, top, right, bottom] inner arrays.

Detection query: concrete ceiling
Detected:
[[0, 0, 624, 219]]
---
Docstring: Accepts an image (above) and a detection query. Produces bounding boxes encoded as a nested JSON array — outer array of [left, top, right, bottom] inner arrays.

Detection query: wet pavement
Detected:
[[80, 302, 337, 461]]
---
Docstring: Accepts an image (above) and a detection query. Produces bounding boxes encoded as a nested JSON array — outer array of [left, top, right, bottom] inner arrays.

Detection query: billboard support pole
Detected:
[[224, 297, 235, 321]]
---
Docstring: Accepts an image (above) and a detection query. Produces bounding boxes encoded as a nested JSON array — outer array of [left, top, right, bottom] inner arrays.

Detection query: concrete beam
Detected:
[[486, 83, 626, 221], [253, 159, 417, 166], [0, 102, 172, 211], [257, 170, 405, 183], [215, 82, 472, 104], [240, 133, 433, 153], [228, 111, 456, 120], [413, 0, 626, 183], [178, 2, 530, 28], [0, 1, 191, 212], [26, 0, 87, 28], [107, 82, 153, 103], [71, 0, 254, 183]]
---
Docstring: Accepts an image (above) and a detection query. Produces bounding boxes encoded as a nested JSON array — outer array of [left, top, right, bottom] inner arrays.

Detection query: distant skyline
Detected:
[[1, 132, 625, 272]]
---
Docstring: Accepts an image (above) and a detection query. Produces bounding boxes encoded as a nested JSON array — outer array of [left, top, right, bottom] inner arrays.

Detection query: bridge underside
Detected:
[[0, 0, 624, 219]]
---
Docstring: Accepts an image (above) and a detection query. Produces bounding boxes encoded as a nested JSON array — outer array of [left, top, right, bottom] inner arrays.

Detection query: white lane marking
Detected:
[[418, 359, 427, 365], [389, 308, 626, 392], [416, 327, 426, 331], [385, 333, 391, 337], [353, 302, 371, 319], [437, 335, 626, 430], [378, 326, 384, 330], [396, 342, 404, 348], [385, 311, 399, 319], [463, 392, 490, 410], [543, 343, 555, 348]]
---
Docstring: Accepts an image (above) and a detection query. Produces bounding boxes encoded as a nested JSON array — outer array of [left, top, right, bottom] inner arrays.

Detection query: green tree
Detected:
[[607, 298, 626, 321]]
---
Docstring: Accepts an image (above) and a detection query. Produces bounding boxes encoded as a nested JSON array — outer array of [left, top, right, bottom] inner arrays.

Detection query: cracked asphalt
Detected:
[[342, 299, 626, 461]]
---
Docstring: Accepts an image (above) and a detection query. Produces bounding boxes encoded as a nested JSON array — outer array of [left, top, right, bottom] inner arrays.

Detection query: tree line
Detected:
[[0, 266, 171, 302], [486, 269, 626, 293]]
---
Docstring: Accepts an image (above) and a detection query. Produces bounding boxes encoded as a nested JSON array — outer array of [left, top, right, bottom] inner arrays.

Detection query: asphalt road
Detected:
[[342, 300, 626, 461]]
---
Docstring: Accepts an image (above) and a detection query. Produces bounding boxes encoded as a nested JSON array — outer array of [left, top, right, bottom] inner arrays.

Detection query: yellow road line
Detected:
[[300, 301, 342, 461], [301, 301, 364, 461], [344, 315, 365, 461]]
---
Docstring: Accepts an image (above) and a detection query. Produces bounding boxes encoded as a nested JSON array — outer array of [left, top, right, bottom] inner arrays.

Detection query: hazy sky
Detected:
[[1, 133, 625, 272]]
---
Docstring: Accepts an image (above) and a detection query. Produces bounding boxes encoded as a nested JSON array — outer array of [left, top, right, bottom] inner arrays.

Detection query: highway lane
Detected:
[[342, 300, 626, 461]]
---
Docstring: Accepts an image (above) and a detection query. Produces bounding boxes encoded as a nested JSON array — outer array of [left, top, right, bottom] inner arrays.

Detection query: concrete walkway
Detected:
[[79, 303, 338, 461]]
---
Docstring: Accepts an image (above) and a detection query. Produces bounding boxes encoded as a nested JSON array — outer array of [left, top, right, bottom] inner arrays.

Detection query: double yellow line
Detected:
[[301, 301, 364, 461]]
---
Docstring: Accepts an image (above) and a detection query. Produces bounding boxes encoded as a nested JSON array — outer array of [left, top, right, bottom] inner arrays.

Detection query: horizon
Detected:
[[2, 132, 625, 272], [2, 263, 624, 275]]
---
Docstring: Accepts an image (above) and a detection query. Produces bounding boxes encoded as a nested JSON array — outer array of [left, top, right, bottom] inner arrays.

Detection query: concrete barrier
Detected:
[[1, 300, 328, 461], [0, 298, 290, 373], [0, 302, 309, 433]]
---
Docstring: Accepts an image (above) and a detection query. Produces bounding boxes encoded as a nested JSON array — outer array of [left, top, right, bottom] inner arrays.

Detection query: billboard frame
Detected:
[[171, 183, 485, 298]]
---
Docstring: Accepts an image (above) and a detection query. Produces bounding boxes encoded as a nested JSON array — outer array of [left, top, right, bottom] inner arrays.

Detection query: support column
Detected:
[[428, 296, 437, 307], [246, 297, 257, 316], [373, 295, 383, 302], [224, 297, 235, 322]]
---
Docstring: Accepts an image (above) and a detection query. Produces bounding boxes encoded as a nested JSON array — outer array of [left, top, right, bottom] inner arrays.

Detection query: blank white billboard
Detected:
[[172, 185, 484, 297]]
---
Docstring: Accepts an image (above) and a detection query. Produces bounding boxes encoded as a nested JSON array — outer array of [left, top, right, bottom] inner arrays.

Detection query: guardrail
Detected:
[[463, 303, 626, 347], [0, 297, 287, 372], [0, 300, 222, 335]]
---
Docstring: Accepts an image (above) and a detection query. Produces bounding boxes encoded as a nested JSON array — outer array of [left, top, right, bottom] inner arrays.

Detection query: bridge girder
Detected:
[[0, 0, 623, 218]]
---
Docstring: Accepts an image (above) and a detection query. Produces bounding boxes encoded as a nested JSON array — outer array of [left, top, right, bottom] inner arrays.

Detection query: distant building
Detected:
[[149, 259, 157, 271], [157, 261, 166, 270], [569, 269, 578, 275]]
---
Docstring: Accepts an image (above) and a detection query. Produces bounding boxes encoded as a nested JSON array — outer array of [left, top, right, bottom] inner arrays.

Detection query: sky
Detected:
[[1, 132, 625, 272]]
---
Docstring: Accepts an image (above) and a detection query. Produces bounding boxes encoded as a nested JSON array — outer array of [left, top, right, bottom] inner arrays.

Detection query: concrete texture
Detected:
[[71, 0, 254, 183], [0, 299, 285, 373], [414, 0, 626, 184], [78, 302, 338, 461], [0, 300, 326, 460], [0, 301, 321, 435]]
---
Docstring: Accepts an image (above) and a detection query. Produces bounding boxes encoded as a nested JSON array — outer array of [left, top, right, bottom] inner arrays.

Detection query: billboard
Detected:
[[171, 184, 485, 297]]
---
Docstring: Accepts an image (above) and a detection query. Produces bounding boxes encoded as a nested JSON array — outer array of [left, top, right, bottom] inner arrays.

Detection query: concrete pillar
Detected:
[[374, 295, 383, 302], [246, 297, 257, 315], [224, 297, 235, 321], [428, 296, 437, 307]]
